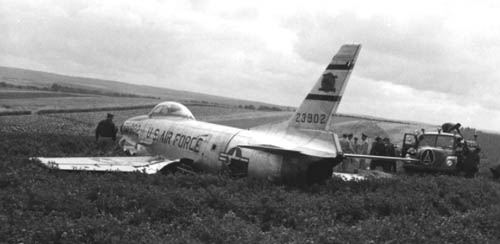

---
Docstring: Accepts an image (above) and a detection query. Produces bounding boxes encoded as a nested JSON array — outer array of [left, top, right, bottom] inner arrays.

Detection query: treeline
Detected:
[[238, 104, 285, 111], [34, 101, 235, 115], [35, 104, 159, 115], [0, 81, 159, 99], [0, 110, 31, 116]]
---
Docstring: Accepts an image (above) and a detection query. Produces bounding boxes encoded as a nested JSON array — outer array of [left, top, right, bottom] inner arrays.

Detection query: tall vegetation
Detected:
[[1, 131, 500, 243]]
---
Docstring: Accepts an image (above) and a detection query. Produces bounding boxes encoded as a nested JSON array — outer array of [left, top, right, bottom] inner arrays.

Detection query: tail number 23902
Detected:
[[295, 113, 327, 124]]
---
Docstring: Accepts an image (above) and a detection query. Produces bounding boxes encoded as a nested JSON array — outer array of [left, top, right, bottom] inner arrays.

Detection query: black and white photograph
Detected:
[[1, 0, 499, 243]]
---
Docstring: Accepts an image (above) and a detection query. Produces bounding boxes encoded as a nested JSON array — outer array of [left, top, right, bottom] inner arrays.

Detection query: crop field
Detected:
[[0, 90, 84, 100], [1, 106, 500, 243], [0, 95, 160, 112], [0, 105, 291, 136]]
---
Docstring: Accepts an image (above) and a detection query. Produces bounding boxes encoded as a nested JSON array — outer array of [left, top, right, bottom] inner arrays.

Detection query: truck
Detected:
[[401, 130, 480, 175]]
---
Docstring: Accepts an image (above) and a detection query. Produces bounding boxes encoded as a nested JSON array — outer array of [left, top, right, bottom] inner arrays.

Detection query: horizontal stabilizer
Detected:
[[33, 156, 178, 174], [239, 143, 337, 158], [343, 153, 419, 162], [238, 145, 301, 155]]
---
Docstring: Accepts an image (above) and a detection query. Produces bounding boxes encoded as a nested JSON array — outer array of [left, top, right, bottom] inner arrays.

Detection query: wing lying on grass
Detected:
[[33, 156, 177, 174]]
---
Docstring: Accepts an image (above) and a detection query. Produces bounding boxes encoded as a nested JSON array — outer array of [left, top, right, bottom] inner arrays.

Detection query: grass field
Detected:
[[1, 104, 500, 243]]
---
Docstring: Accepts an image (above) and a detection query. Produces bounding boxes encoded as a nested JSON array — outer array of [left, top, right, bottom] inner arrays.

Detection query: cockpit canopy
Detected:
[[148, 102, 195, 120]]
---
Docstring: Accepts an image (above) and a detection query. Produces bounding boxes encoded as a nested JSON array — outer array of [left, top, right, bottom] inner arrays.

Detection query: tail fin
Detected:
[[288, 44, 361, 131]]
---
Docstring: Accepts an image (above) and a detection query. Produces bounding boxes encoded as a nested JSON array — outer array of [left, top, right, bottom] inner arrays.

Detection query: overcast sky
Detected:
[[1, 0, 500, 131]]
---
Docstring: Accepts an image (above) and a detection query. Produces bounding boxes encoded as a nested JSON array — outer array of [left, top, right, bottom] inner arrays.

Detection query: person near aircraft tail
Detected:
[[353, 137, 359, 153], [352, 136, 360, 168], [340, 134, 354, 172], [95, 113, 118, 141], [369, 136, 385, 170], [462, 147, 480, 178], [490, 164, 500, 179], [455, 138, 466, 172], [383, 137, 397, 172], [339, 134, 349, 150], [359, 133, 369, 170]]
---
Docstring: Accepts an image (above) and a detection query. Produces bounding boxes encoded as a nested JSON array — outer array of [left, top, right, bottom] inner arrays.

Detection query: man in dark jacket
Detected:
[[462, 147, 480, 178], [95, 113, 118, 141], [490, 165, 500, 179], [383, 137, 397, 172], [370, 136, 385, 170]]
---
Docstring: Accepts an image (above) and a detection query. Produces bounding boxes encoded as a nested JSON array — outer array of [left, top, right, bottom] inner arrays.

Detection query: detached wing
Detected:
[[34, 156, 177, 174]]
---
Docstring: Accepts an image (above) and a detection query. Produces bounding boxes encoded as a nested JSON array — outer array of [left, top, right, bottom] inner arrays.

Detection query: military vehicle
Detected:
[[401, 130, 480, 175]]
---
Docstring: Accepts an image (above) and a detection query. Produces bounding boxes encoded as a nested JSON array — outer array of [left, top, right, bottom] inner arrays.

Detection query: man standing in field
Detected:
[[352, 136, 360, 169], [359, 133, 369, 170], [369, 136, 385, 170], [353, 137, 360, 153], [462, 147, 480, 178], [490, 164, 500, 179], [95, 113, 118, 141], [339, 134, 354, 172], [382, 137, 397, 172]]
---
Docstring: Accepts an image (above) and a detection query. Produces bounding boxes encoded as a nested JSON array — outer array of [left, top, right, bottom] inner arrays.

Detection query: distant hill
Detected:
[[0, 66, 287, 109]]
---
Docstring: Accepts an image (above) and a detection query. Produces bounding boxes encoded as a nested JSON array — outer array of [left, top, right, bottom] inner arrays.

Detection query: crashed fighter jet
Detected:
[[36, 44, 412, 185]]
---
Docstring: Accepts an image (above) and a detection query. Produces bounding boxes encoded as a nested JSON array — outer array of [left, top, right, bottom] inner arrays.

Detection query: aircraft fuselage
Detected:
[[120, 113, 340, 184]]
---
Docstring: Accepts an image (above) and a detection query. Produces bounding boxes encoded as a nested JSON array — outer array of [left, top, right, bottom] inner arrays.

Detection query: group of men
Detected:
[[369, 136, 397, 172], [338, 133, 369, 171], [339, 133, 397, 173]]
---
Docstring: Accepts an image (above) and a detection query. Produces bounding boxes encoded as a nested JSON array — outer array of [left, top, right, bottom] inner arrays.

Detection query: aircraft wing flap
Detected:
[[34, 156, 177, 174]]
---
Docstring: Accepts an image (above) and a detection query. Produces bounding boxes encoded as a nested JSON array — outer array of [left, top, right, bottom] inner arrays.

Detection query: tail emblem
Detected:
[[319, 73, 337, 92]]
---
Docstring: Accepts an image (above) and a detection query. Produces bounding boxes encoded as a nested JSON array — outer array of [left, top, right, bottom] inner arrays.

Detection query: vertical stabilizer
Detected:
[[288, 44, 361, 131]]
